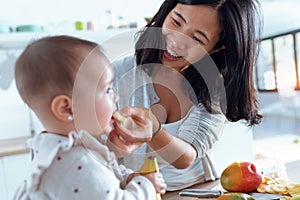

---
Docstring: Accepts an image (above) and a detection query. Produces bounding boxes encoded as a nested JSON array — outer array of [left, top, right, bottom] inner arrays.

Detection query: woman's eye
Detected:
[[171, 18, 181, 27], [106, 87, 114, 94], [193, 36, 205, 45]]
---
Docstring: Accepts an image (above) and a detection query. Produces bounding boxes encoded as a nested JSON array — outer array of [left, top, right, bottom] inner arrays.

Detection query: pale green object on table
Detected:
[[16, 25, 44, 32], [75, 21, 85, 30], [0, 24, 13, 33]]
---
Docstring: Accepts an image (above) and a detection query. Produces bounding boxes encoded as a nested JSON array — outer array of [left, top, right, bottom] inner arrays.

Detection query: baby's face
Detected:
[[72, 51, 118, 136], [94, 65, 118, 134]]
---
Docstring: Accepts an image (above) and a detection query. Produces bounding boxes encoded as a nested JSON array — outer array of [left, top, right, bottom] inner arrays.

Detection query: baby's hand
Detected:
[[142, 172, 166, 194]]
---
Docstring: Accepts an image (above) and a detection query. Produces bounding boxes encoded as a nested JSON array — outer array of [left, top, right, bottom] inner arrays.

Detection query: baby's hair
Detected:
[[15, 35, 100, 107]]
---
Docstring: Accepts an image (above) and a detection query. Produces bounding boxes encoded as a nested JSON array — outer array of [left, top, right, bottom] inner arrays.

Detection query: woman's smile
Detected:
[[164, 45, 183, 61]]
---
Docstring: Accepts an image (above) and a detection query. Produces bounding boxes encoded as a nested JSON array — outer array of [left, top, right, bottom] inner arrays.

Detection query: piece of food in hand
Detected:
[[216, 192, 254, 200], [220, 162, 263, 193], [140, 156, 161, 200], [113, 111, 127, 123]]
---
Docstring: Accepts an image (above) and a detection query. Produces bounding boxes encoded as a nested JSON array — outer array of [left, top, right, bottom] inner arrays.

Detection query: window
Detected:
[[256, 29, 300, 92]]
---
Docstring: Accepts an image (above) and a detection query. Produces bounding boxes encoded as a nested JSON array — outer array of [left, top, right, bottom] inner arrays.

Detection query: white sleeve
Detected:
[[178, 104, 225, 158]]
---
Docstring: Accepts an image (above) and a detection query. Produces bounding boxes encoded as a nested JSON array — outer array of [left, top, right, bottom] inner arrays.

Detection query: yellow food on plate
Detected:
[[257, 175, 300, 197], [113, 111, 126, 123], [289, 185, 300, 197]]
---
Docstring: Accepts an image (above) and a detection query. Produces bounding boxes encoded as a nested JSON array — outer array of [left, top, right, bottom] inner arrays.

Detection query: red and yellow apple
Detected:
[[220, 162, 263, 192]]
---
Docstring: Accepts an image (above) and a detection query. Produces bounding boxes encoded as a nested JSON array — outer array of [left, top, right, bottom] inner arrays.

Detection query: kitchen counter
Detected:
[[0, 136, 29, 157], [162, 160, 300, 200]]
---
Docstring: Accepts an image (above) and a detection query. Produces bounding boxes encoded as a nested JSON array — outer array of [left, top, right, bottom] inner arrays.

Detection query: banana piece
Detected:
[[140, 156, 162, 200], [288, 184, 300, 196], [258, 175, 300, 197], [113, 111, 127, 124]]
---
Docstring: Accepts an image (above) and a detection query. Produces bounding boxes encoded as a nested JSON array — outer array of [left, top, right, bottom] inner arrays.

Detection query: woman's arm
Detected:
[[148, 105, 225, 169], [108, 105, 225, 169], [147, 128, 197, 169]]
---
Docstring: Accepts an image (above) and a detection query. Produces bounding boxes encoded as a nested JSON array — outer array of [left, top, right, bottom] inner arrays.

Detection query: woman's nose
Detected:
[[167, 31, 190, 50]]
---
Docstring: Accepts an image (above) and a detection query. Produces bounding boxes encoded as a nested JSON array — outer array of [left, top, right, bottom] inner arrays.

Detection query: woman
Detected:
[[109, 0, 263, 191]]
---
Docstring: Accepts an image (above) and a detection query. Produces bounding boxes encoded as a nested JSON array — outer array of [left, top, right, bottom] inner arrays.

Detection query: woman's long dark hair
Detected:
[[135, 0, 263, 126]]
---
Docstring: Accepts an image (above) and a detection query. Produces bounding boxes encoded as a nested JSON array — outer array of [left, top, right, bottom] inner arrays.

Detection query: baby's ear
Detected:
[[51, 95, 73, 123]]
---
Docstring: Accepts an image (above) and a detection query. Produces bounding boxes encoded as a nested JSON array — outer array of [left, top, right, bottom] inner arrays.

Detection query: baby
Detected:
[[13, 35, 166, 199]]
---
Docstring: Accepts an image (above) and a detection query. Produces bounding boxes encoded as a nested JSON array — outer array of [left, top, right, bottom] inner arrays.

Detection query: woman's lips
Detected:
[[163, 50, 183, 61]]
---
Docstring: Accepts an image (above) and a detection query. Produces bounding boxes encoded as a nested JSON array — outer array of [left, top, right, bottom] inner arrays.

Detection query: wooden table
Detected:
[[163, 160, 300, 200]]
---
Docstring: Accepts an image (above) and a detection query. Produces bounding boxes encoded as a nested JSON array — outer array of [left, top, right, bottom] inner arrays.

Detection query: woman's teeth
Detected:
[[166, 46, 182, 58]]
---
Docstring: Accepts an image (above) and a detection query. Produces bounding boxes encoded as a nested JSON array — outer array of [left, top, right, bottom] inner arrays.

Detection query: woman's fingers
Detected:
[[107, 132, 128, 157], [107, 130, 144, 157], [123, 106, 160, 133], [113, 121, 139, 142], [114, 118, 152, 143], [119, 106, 151, 125]]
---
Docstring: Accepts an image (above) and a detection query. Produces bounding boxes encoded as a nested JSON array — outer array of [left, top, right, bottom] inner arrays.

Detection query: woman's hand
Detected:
[[107, 129, 144, 157], [114, 106, 160, 143], [107, 106, 160, 157]]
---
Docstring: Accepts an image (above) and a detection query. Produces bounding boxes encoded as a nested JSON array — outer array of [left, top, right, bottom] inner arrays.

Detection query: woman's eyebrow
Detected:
[[195, 30, 210, 43], [174, 11, 210, 43], [174, 11, 186, 23]]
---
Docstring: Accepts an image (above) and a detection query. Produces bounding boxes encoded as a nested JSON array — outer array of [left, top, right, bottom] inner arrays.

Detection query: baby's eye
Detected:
[[106, 87, 114, 94]]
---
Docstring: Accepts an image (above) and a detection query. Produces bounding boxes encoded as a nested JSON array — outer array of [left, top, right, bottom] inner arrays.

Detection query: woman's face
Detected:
[[161, 4, 223, 71]]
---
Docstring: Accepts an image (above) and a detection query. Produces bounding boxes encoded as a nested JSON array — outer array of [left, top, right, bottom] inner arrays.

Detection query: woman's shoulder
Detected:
[[113, 54, 135, 65], [182, 104, 226, 126], [112, 54, 136, 78]]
